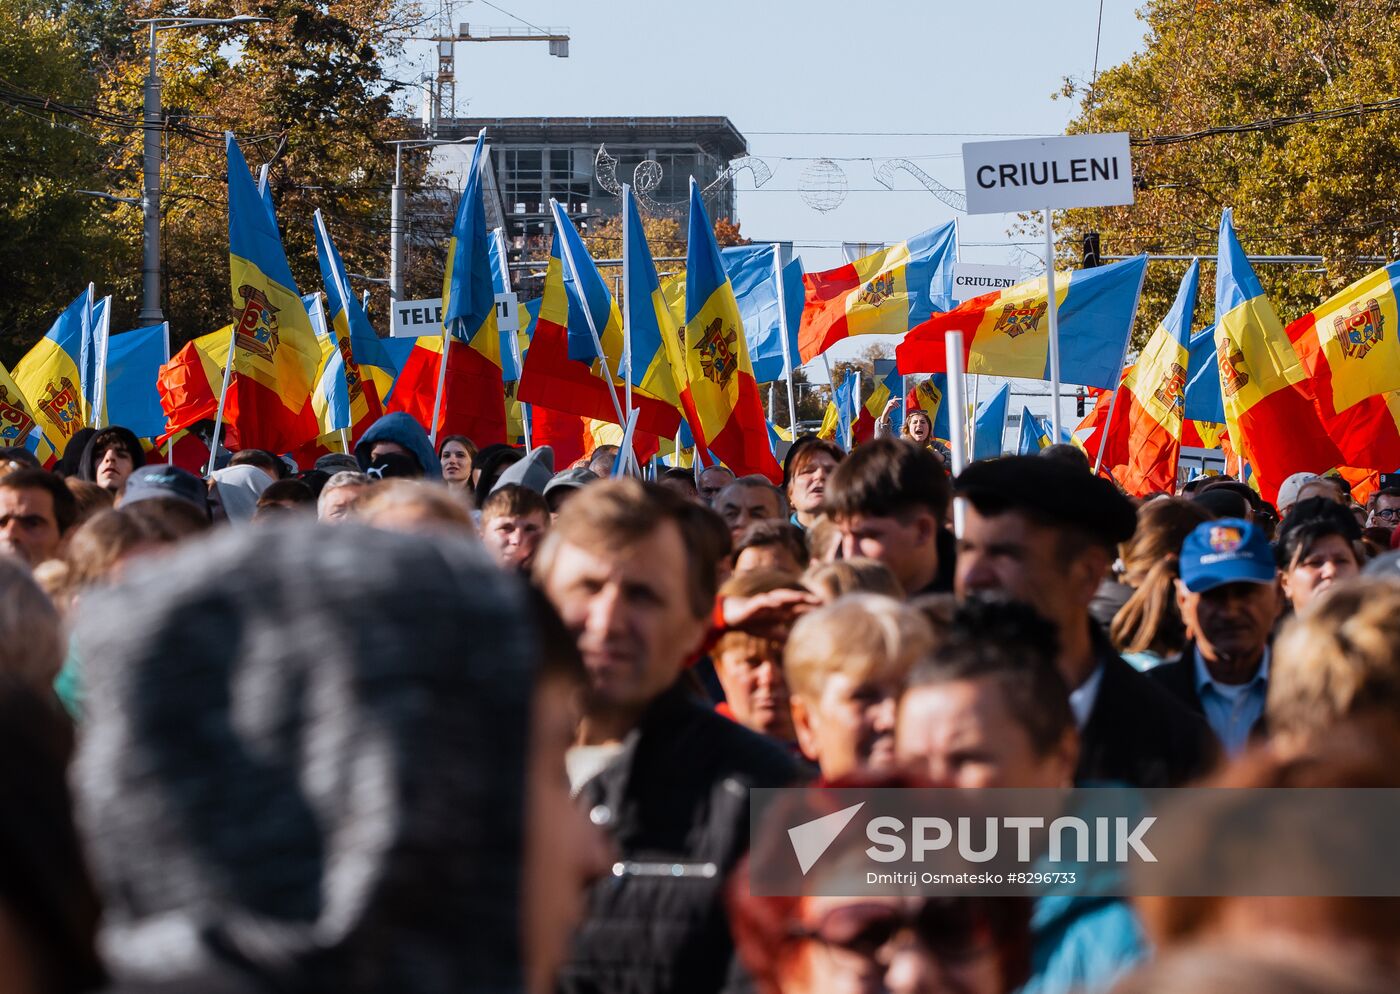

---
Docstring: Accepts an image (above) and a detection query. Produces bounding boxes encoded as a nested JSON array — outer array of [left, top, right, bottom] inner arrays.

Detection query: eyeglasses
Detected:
[[791, 901, 989, 961], [1374, 508, 1400, 521]]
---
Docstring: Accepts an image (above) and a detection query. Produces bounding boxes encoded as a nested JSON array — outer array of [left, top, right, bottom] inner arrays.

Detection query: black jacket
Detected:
[[1148, 645, 1270, 741], [1077, 628, 1218, 787], [560, 681, 802, 994]]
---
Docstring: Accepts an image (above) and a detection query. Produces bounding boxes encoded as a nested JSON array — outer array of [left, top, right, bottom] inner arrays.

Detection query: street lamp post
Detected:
[[135, 15, 269, 324], [385, 133, 480, 301]]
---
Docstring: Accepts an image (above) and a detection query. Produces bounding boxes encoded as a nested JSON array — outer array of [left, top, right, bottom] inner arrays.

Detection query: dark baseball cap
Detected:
[[1179, 517, 1276, 593], [121, 465, 210, 516]]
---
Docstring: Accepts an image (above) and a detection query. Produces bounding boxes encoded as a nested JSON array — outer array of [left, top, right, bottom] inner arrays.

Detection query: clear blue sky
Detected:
[[393, 0, 1149, 273]]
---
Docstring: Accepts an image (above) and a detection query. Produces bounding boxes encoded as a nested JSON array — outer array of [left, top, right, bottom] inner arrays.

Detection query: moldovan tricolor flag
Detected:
[[314, 210, 394, 437], [1214, 209, 1342, 502], [157, 327, 231, 441], [517, 221, 680, 439], [12, 286, 94, 458], [0, 361, 55, 465], [852, 360, 903, 444], [225, 133, 320, 453], [896, 255, 1147, 391], [620, 185, 684, 414], [1095, 260, 1201, 495], [682, 179, 781, 482], [799, 222, 956, 362], [1286, 260, 1400, 472], [389, 129, 507, 445]]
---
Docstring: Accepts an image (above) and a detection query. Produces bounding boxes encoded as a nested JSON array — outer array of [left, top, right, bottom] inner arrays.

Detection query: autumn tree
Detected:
[[1058, 0, 1400, 347], [0, 0, 124, 365], [82, 0, 424, 346]]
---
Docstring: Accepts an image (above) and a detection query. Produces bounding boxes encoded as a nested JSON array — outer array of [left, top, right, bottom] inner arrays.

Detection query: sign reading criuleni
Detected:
[[962, 133, 1134, 215]]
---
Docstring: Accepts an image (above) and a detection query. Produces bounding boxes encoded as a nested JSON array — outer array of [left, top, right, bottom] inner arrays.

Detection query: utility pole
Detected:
[[134, 15, 269, 324]]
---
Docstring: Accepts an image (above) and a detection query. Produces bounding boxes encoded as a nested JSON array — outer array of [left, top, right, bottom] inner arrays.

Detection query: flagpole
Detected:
[[428, 324, 451, 447], [206, 327, 237, 478], [946, 331, 968, 537], [552, 197, 628, 429], [617, 274, 631, 415], [774, 243, 799, 439], [1045, 206, 1063, 438], [163, 321, 173, 464], [339, 428, 351, 453], [1094, 259, 1149, 475], [494, 226, 532, 451], [93, 294, 112, 429]]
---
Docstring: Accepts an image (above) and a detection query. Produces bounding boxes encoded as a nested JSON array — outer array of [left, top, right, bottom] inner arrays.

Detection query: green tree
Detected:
[[0, 0, 123, 365], [1058, 0, 1400, 347]]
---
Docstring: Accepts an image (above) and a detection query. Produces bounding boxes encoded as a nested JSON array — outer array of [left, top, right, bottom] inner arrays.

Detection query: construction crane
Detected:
[[413, 5, 569, 130]]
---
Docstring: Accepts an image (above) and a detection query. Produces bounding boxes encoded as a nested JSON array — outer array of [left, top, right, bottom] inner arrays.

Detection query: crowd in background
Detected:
[[1, 410, 1399, 994]]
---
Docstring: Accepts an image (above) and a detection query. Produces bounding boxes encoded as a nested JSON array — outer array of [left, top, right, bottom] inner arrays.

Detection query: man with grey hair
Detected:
[[317, 470, 372, 523], [713, 475, 788, 543]]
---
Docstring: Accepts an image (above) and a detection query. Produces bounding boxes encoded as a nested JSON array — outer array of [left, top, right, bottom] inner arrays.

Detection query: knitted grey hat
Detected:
[[73, 521, 534, 993]]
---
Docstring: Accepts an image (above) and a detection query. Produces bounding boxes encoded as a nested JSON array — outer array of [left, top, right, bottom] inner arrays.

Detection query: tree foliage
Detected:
[[1059, 0, 1400, 346]]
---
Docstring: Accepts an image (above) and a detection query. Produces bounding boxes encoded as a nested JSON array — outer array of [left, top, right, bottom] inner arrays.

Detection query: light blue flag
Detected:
[[972, 382, 1010, 460], [1184, 324, 1225, 424], [721, 244, 804, 384], [84, 293, 110, 421], [1017, 405, 1047, 454], [104, 323, 168, 438], [488, 227, 524, 381], [834, 375, 857, 445], [441, 128, 493, 337]]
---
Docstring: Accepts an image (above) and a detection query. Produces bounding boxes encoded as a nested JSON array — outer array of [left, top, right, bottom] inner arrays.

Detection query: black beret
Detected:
[[954, 455, 1137, 545]]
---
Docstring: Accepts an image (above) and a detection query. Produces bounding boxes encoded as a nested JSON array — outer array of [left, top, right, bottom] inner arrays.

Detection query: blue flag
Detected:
[[972, 382, 1010, 460], [1184, 324, 1225, 424], [722, 244, 804, 384], [104, 323, 168, 438]]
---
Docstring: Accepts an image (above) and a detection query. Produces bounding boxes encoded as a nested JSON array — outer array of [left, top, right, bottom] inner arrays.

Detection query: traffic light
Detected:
[[1081, 232, 1102, 269], [1076, 387, 1087, 418]]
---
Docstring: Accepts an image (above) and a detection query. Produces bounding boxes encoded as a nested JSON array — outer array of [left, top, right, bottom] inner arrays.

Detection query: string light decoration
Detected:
[[798, 158, 847, 213]]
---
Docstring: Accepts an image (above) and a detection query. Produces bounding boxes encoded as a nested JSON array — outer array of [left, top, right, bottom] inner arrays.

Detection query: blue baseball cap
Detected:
[[1179, 517, 1277, 593]]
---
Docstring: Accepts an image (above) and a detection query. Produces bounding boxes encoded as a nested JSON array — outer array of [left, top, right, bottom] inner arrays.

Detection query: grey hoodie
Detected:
[[73, 522, 535, 994]]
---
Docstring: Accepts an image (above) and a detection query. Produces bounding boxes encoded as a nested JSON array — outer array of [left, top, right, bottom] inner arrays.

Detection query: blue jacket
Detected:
[[354, 413, 441, 479], [1020, 894, 1144, 994]]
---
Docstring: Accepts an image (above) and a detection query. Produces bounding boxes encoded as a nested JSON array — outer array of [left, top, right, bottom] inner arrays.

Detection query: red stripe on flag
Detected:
[[705, 372, 782, 483], [518, 316, 681, 440], [797, 263, 861, 363], [389, 338, 507, 446], [894, 294, 999, 374]]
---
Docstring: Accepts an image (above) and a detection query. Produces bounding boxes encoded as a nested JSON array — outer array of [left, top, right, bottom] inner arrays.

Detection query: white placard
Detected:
[[390, 294, 519, 337], [390, 297, 443, 338], [962, 133, 1133, 214], [494, 292, 520, 333], [951, 264, 1026, 302]]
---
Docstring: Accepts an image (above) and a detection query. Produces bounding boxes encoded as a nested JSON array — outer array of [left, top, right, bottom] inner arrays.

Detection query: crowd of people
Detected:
[[1, 411, 1398, 994]]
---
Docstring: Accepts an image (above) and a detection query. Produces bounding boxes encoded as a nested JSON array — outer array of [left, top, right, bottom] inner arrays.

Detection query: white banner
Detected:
[[390, 293, 519, 337], [962, 133, 1133, 214], [951, 264, 1026, 302]]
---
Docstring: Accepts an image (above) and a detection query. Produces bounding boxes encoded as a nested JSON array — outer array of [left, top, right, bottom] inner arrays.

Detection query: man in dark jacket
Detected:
[[1150, 517, 1279, 756], [954, 456, 1215, 787], [537, 479, 800, 994]]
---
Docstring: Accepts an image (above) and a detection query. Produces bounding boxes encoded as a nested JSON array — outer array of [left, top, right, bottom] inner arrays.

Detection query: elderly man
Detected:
[[536, 479, 798, 994], [713, 475, 787, 543], [1150, 518, 1280, 756], [954, 456, 1213, 787]]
